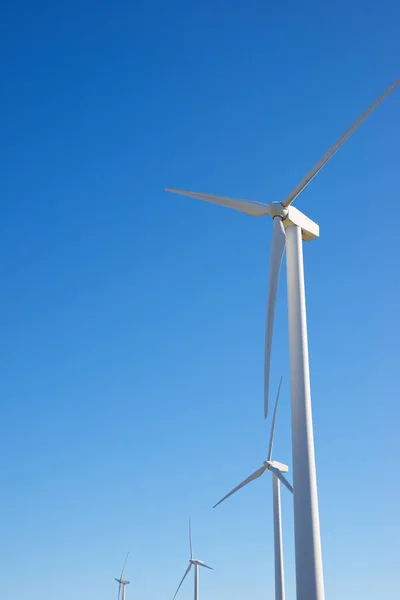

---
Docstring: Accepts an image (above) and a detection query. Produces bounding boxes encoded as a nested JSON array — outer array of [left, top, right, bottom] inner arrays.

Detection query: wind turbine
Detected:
[[214, 377, 292, 600], [172, 520, 213, 600], [166, 79, 400, 600], [115, 552, 130, 600]]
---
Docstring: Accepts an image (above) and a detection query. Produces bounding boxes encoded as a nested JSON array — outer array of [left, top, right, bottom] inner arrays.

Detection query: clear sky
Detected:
[[1, 1, 399, 599]]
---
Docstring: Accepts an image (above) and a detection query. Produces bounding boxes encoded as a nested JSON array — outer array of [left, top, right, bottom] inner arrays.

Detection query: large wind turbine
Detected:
[[115, 552, 130, 600], [166, 79, 399, 600], [172, 521, 213, 600], [214, 377, 292, 600]]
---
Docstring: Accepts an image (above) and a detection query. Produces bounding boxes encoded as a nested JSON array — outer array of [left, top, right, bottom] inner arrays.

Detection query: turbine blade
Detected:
[[118, 582, 121, 600], [189, 519, 193, 560], [165, 188, 272, 217], [267, 376, 283, 462], [172, 564, 192, 600], [264, 219, 286, 418], [281, 78, 400, 207], [213, 464, 268, 508], [120, 552, 129, 579], [268, 465, 294, 494], [199, 562, 213, 570]]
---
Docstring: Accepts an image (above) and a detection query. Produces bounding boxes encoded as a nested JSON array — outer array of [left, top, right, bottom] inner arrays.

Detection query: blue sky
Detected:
[[1, 0, 399, 598]]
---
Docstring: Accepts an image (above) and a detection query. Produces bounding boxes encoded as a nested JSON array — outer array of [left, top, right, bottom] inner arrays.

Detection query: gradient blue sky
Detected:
[[1, 1, 399, 599]]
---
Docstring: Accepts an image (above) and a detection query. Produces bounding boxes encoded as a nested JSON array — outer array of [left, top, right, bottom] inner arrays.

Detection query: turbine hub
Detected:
[[267, 202, 288, 220]]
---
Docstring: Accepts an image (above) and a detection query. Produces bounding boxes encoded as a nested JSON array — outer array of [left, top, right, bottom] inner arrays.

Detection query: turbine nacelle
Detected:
[[284, 205, 319, 241], [265, 460, 289, 474], [189, 558, 213, 570], [266, 203, 319, 242]]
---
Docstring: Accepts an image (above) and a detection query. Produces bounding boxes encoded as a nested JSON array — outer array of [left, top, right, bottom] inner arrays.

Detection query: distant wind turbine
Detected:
[[172, 520, 213, 600], [166, 78, 400, 600], [115, 552, 130, 600], [214, 377, 292, 600]]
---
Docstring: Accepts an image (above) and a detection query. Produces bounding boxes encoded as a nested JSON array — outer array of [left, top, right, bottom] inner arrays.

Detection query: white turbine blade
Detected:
[[267, 376, 283, 461], [281, 78, 400, 207], [264, 219, 286, 418], [117, 582, 121, 600], [120, 552, 129, 579], [189, 519, 193, 560], [199, 563, 213, 570], [213, 464, 268, 508], [165, 188, 272, 217], [268, 465, 294, 494], [172, 564, 192, 600]]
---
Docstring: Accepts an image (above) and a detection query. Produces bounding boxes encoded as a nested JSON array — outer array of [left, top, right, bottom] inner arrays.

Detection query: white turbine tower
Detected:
[[166, 79, 399, 600], [172, 521, 213, 600], [214, 377, 292, 600], [115, 552, 130, 600]]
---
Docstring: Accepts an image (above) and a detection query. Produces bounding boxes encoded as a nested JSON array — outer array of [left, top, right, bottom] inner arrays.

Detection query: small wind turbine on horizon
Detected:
[[166, 78, 400, 600], [172, 521, 213, 600], [115, 552, 130, 600], [214, 377, 292, 600]]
